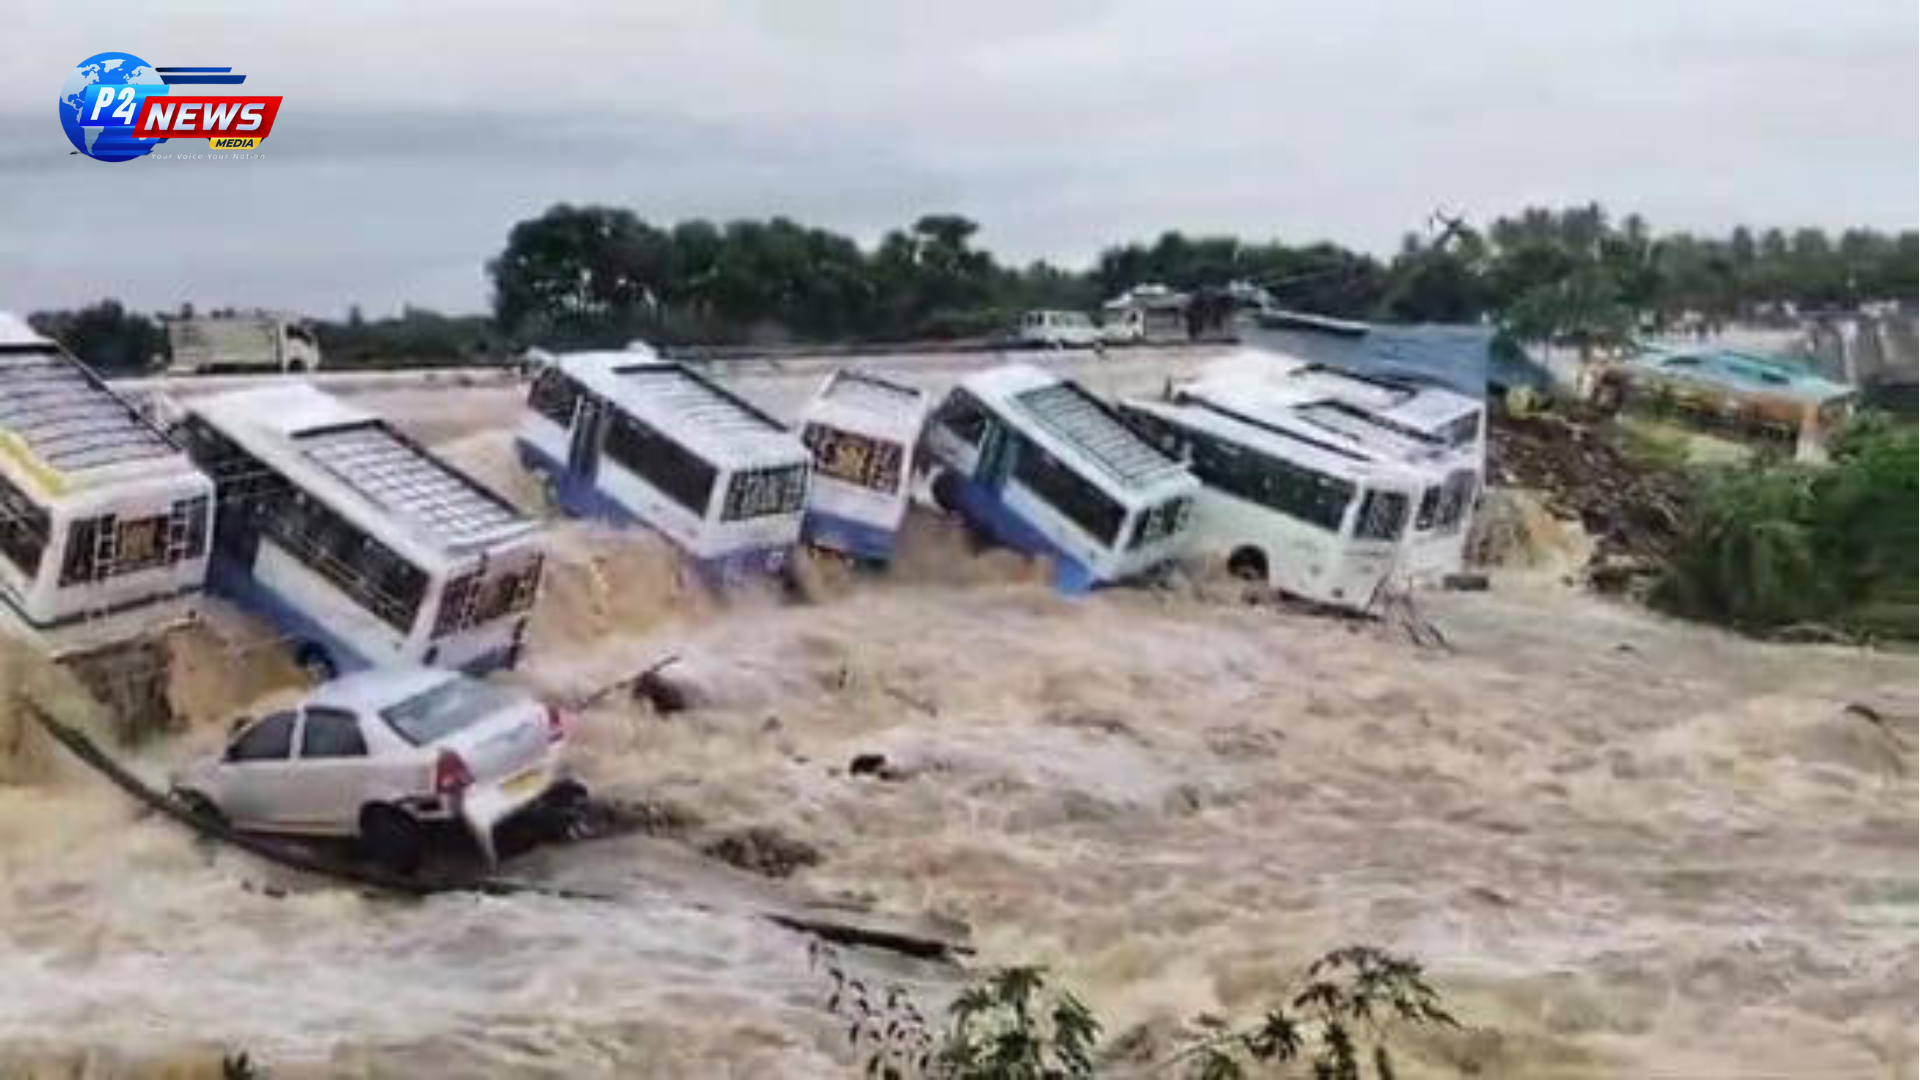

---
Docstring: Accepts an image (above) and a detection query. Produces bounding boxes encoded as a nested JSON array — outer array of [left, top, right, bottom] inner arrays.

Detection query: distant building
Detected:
[[1101, 284, 1192, 343]]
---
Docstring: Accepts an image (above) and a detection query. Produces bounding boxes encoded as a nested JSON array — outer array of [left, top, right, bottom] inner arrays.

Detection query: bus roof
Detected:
[[554, 352, 805, 468], [804, 369, 931, 438], [0, 327, 193, 485], [1172, 379, 1452, 471], [190, 384, 535, 556], [1192, 348, 1481, 435], [1123, 395, 1422, 485], [959, 364, 1192, 495]]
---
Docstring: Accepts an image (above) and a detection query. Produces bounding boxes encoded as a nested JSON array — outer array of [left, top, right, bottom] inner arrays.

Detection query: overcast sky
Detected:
[[3, 0, 1914, 317]]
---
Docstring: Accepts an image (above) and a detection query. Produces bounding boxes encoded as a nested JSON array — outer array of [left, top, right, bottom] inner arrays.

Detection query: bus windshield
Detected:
[[1353, 488, 1410, 542]]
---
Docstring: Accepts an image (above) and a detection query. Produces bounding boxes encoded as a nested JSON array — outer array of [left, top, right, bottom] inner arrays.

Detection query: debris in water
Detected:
[[703, 826, 824, 878]]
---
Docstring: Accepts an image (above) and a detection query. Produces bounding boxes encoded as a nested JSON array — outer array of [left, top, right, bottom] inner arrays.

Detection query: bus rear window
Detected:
[[723, 465, 808, 521], [803, 423, 905, 494]]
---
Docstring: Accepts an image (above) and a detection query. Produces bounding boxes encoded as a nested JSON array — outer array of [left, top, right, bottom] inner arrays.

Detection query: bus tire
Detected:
[[1227, 547, 1269, 583], [295, 642, 339, 683], [359, 804, 425, 876], [929, 470, 963, 514]]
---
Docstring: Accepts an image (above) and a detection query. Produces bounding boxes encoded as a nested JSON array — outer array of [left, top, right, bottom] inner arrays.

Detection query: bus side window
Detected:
[[529, 368, 582, 427], [1416, 486, 1441, 530]]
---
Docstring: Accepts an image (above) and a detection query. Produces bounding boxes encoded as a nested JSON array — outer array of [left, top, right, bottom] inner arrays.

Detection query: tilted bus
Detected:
[[0, 314, 215, 654], [516, 349, 810, 583], [177, 384, 545, 678], [796, 369, 931, 563], [921, 364, 1198, 591], [1116, 385, 1431, 612], [1185, 349, 1485, 582]]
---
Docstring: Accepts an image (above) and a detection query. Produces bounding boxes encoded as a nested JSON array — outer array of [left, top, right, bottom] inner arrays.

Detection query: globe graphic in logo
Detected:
[[59, 51, 170, 162]]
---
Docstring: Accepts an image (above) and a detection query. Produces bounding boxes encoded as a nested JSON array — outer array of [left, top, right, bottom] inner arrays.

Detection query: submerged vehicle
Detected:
[[177, 383, 545, 679], [517, 348, 810, 584], [171, 666, 578, 870], [1180, 350, 1485, 584], [0, 313, 215, 655], [922, 364, 1198, 591], [797, 369, 931, 562]]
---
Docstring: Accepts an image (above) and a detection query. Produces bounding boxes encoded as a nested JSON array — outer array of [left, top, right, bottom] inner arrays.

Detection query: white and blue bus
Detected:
[[517, 349, 810, 583], [797, 369, 931, 563], [1118, 382, 1430, 612], [1185, 350, 1484, 583], [0, 314, 215, 655], [921, 364, 1198, 591], [178, 384, 546, 679]]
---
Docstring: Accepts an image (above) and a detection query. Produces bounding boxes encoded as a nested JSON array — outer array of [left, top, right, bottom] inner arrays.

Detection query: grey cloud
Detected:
[[1, 0, 1912, 315]]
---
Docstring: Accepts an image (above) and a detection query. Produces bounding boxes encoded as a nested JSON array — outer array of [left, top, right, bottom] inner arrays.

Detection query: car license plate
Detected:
[[503, 767, 545, 797]]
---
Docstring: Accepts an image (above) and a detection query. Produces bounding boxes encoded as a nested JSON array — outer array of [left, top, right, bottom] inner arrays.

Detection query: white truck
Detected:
[[166, 314, 321, 374]]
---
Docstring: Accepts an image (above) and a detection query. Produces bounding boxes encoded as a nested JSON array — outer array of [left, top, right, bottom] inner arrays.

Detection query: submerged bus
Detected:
[[1185, 350, 1484, 582], [922, 364, 1198, 591], [178, 384, 545, 678], [797, 369, 931, 562], [0, 314, 215, 654], [517, 350, 810, 583], [1117, 386, 1429, 612]]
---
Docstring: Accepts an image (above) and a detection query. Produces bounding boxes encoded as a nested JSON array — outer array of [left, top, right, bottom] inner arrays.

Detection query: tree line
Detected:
[[24, 202, 1917, 371]]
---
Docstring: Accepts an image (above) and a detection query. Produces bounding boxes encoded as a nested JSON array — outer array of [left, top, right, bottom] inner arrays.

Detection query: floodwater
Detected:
[[2, 355, 1914, 1078]]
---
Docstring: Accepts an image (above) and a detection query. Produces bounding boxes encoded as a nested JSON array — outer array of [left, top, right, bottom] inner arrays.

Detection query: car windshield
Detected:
[[379, 676, 521, 745]]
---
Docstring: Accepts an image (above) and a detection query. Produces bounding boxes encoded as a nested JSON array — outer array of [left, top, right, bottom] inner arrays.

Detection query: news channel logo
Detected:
[[59, 51, 271, 163]]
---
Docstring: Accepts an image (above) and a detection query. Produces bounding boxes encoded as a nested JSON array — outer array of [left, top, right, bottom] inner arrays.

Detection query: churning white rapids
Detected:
[[1, 356, 1915, 1078], [2, 537, 1912, 1079]]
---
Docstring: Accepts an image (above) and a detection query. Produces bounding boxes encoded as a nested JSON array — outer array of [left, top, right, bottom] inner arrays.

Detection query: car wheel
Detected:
[[1227, 547, 1269, 583], [359, 804, 425, 876], [171, 787, 227, 830], [295, 642, 339, 682]]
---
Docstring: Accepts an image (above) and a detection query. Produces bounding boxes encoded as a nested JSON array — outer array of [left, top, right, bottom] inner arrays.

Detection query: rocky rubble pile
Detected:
[[1483, 407, 1694, 588]]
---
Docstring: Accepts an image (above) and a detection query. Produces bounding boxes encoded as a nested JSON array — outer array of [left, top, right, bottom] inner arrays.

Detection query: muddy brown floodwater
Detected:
[[2, 358, 1914, 1078]]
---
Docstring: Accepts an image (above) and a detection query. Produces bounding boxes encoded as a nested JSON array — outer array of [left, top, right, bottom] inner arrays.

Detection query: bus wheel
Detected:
[[1227, 547, 1269, 583], [929, 470, 963, 514], [359, 804, 425, 876], [295, 643, 339, 683]]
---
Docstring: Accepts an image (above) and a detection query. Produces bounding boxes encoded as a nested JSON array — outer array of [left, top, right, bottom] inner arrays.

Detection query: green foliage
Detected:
[[815, 944, 1459, 1079], [222, 1051, 261, 1079], [484, 202, 1917, 352], [314, 306, 503, 367], [26, 300, 165, 373], [1655, 413, 1918, 639]]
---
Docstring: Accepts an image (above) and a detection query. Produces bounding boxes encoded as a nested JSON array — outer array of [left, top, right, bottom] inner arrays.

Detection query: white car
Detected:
[[1016, 310, 1101, 349], [172, 666, 579, 872]]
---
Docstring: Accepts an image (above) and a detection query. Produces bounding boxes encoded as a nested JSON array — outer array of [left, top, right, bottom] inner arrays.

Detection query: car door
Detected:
[[291, 706, 373, 832], [214, 710, 300, 828]]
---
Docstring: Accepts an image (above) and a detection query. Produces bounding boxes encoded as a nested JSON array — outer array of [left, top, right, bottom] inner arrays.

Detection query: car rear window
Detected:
[[379, 677, 521, 745]]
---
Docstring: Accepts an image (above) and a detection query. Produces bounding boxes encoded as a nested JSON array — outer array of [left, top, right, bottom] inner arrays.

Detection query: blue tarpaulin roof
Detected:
[[1245, 312, 1548, 399]]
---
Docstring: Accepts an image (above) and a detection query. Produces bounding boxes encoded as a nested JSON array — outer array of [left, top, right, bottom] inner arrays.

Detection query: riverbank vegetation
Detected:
[[26, 204, 1917, 369]]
